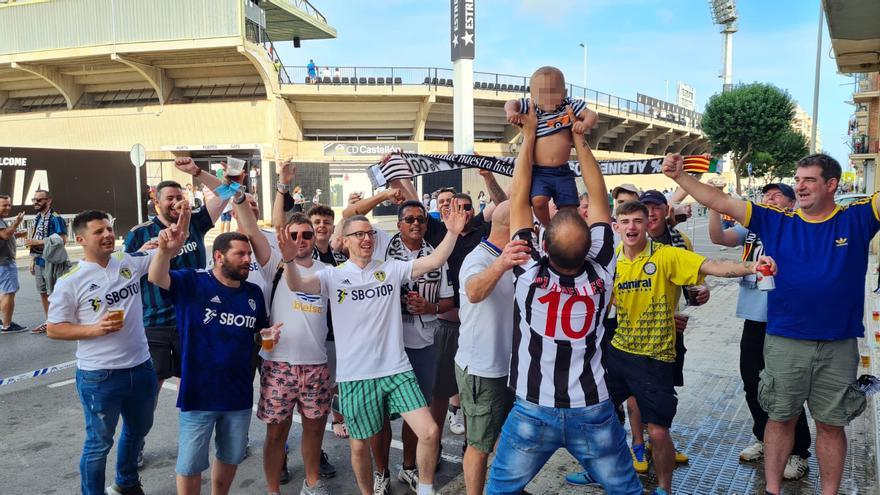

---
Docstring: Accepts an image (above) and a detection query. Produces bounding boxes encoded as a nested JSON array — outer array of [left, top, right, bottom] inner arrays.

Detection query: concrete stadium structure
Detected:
[[0, 0, 711, 226]]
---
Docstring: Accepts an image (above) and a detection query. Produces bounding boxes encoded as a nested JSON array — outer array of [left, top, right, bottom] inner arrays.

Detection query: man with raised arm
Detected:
[[662, 152, 873, 495], [486, 105, 641, 494], [281, 204, 468, 495], [148, 199, 274, 495]]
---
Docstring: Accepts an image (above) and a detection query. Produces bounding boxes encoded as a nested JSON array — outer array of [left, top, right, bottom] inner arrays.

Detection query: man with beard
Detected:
[[148, 214, 275, 495], [26, 188, 68, 334], [342, 197, 454, 493], [125, 158, 229, 466], [0, 195, 26, 334]]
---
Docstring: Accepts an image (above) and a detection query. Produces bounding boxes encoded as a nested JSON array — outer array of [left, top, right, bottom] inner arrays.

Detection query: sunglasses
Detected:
[[345, 230, 377, 240], [401, 216, 427, 225], [32, 198, 48, 203], [290, 231, 315, 241], [461, 203, 473, 211]]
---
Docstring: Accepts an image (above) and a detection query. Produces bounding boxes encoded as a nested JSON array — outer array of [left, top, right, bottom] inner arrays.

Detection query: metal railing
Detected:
[[276, 0, 328, 25], [281, 65, 702, 129], [852, 135, 878, 154], [245, 20, 292, 84], [856, 75, 879, 93]]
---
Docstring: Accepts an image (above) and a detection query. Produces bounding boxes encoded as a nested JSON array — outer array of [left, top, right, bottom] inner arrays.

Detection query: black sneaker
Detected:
[[319, 450, 337, 478], [105, 482, 145, 495], [280, 452, 291, 485], [0, 322, 26, 334]]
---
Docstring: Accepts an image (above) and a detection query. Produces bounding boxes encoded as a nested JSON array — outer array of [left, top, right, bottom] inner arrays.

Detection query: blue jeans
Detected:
[[76, 360, 158, 495], [487, 398, 642, 495]]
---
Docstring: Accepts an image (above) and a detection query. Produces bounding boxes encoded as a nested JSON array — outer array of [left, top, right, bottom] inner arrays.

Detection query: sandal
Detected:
[[332, 421, 349, 439]]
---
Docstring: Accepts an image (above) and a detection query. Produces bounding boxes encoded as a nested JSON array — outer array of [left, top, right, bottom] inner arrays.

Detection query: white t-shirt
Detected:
[[316, 258, 414, 382], [374, 229, 454, 349], [455, 240, 515, 378], [48, 251, 154, 371], [206, 229, 280, 309], [263, 260, 329, 364]]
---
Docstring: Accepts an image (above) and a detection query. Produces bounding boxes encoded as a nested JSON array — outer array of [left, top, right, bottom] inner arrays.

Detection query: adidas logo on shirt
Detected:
[[87, 283, 101, 292], [210, 296, 222, 304], [341, 279, 352, 285]]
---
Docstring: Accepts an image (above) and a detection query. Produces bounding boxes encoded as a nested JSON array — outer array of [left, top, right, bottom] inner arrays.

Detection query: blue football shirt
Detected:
[[744, 194, 880, 340], [162, 269, 268, 412], [124, 207, 214, 328]]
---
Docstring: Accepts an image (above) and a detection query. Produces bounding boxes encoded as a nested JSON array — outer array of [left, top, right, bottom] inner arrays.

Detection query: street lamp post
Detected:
[[579, 42, 587, 91]]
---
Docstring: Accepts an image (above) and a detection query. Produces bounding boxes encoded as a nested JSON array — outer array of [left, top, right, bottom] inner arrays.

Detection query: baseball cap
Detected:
[[762, 183, 795, 201], [639, 189, 668, 206], [612, 183, 640, 198]]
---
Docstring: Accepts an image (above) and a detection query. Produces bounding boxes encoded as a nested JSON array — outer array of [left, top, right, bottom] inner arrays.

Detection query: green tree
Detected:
[[701, 83, 795, 194], [749, 130, 809, 183]]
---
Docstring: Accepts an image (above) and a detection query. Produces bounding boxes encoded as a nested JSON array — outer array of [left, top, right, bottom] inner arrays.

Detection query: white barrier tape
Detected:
[[0, 360, 76, 387]]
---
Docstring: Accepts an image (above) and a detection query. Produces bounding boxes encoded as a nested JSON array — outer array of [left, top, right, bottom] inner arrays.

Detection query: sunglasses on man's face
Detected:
[[290, 230, 315, 241], [461, 203, 473, 211], [401, 216, 427, 225], [32, 198, 48, 203]]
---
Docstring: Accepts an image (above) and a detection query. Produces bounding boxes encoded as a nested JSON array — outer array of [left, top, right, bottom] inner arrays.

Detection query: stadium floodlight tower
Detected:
[[709, 0, 738, 92]]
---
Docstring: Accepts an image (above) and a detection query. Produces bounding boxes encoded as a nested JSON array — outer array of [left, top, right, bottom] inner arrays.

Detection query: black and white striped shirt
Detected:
[[509, 223, 616, 408]]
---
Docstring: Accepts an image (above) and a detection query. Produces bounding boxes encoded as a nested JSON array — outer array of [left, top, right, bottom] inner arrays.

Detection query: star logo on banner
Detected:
[[461, 31, 474, 45], [452, 36, 458, 47]]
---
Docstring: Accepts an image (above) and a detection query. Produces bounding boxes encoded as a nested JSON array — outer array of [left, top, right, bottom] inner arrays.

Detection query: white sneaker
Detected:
[[783, 455, 809, 480], [373, 470, 390, 495], [397, 466, 418, 493], [447, 407, 465, 435], [300, 478, 331, 495], [738, 441, 764, 462]]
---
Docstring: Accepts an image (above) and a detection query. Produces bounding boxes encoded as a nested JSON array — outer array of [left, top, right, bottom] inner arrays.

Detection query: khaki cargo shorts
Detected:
[[759, 334, 866, 426]]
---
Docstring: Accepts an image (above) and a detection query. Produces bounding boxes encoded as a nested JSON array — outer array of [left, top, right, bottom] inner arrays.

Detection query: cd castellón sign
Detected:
[[450, 0, 475, 61]]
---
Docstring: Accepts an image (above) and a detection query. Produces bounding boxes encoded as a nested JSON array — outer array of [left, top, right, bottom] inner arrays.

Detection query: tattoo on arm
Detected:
[[486, 178, 508, 204]]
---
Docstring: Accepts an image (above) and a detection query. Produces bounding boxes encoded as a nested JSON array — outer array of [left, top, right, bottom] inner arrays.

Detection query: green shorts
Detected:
[[759, 334, 866, 426], [455, 364, 513, 453], [338, 370, 427, 439]]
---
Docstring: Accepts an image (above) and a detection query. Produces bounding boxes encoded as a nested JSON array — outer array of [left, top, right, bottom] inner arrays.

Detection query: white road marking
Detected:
[[47, 378, 76, 388]]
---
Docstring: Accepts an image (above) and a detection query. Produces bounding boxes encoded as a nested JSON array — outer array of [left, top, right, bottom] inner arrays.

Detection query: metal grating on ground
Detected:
[[514, 279, 878, 495]]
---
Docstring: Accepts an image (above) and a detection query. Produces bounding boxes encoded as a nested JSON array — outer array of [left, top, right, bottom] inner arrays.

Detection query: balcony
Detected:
[[854, 74, 880, 102], [851, 135, 879, 156], [261, 0, 336, 41], [280, 65, 703, 130]]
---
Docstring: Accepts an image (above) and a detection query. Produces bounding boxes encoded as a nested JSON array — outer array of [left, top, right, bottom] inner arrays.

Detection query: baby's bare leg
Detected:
[[532, 195, 551, 227]]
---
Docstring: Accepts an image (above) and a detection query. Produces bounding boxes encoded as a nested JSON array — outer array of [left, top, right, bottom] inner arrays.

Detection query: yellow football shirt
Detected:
[[611, 241, 706, 362]]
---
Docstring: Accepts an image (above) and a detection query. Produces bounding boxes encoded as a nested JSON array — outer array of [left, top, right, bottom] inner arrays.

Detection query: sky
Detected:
[[277, 0, 854, 170]]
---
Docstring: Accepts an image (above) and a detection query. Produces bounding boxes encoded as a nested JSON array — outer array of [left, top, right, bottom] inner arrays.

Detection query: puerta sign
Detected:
[[0, 147, 140, 234], [450, 0, 475, 61]]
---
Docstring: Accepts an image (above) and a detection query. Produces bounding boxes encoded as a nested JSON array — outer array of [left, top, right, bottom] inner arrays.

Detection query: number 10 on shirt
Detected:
[[537, 292, 595, 339]]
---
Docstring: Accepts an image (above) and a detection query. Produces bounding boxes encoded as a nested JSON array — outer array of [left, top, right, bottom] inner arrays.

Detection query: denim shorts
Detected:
[[530, 165, 578, 207], [0, 261, 18, 294], [176, 408, 252, 475]]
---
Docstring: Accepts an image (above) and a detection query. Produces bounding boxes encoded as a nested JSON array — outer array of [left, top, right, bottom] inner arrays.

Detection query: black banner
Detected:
[[450, 0, 475, 61], [0, 147, 141, 234]]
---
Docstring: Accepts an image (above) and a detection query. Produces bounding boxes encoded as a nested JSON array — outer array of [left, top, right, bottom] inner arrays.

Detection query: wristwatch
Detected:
[[276, 182, 290, 194]]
